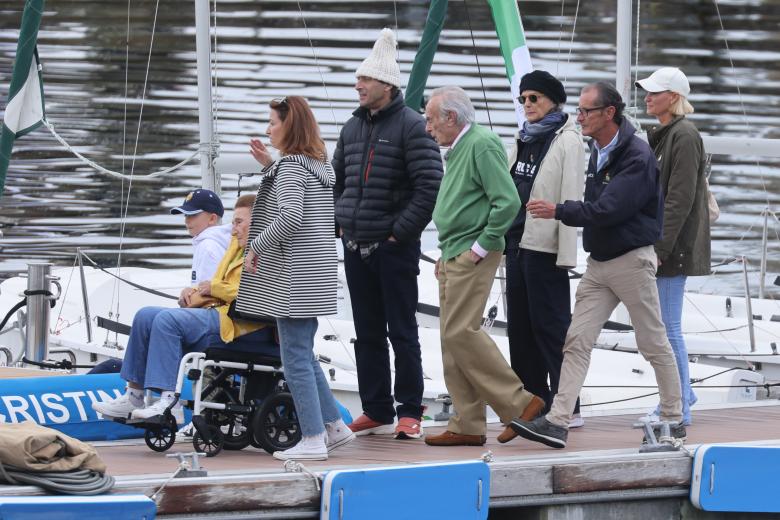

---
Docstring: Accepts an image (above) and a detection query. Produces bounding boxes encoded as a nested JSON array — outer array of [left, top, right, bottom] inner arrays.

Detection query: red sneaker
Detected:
[[347, 414, 395, 436], [394, 417, 423, 440]]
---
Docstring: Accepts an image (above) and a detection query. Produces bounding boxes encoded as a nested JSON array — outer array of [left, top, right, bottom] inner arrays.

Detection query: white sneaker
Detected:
[[92, 393, 139, 419], [131, 397, 185, 425], [273, 436, 328, 461], [325, 419, 355, 452], [569, 414, 585, 429]]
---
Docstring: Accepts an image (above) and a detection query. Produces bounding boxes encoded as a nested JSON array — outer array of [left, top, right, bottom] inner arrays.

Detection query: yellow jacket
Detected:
[[209, 237, 265, 342]]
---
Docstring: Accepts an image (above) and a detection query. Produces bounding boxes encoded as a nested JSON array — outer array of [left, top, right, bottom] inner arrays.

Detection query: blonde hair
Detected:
[[670, 94, 694, 115]]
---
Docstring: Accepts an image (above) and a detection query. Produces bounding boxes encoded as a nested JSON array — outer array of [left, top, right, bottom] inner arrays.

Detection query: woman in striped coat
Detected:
[[235, 96, 354, 460]]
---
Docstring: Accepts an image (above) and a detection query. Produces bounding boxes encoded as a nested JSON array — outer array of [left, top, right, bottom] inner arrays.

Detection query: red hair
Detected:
[[269, 96, 327, 160]]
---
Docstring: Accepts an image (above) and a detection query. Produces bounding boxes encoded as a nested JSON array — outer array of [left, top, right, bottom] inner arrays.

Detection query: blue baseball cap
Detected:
[[170, 189, 224, 217]]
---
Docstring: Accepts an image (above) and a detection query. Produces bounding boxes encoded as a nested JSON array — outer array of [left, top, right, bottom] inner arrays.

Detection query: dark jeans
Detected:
[[505, 248, 579, 415], [343, 239, 424, 423]]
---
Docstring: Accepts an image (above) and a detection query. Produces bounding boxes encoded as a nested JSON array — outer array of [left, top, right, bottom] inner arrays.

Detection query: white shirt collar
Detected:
[[448, 124, 471, 154]]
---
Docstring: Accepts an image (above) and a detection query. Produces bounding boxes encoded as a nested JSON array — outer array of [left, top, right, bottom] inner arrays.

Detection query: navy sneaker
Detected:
[[510, 416, 568, 449]]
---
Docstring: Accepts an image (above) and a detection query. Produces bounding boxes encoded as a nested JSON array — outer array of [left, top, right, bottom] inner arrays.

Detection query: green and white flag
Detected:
[[0, 0, 46, 199], [487, 0, 533, 129]]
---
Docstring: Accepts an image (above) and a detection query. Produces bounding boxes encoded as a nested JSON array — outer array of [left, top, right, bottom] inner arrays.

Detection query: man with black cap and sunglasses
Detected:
[[497, 70, 585, 445]]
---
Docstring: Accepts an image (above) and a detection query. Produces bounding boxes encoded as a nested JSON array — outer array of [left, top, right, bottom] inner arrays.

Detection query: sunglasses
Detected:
[[518, 94, 546, 105], [270, 96, 288, 107]]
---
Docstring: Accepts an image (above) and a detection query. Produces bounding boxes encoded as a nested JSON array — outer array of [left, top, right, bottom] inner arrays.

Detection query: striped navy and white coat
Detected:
[[235, 154, 338, 318]]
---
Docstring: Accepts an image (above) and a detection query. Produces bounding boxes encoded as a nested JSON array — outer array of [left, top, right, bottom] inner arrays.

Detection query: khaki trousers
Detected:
[[547, 245, 683, 427], [439, 250, 535, 435]]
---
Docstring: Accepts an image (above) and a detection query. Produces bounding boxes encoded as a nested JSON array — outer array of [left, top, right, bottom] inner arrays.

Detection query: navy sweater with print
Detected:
[[555, 118, 664, 261]]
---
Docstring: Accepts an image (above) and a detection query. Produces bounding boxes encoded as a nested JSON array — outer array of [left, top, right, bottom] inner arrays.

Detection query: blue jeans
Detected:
[[121, 306, 222, 391], [656, 275, 696, 424], [276, 317, 341, 437]]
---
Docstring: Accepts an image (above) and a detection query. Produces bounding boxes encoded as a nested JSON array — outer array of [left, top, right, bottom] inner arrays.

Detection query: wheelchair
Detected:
[[121, 327, 301, 457]]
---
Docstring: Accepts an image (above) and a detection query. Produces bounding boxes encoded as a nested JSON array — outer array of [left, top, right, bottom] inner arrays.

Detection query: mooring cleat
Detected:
[[633, 420, 686, 453], [166, 451, 208, 478]]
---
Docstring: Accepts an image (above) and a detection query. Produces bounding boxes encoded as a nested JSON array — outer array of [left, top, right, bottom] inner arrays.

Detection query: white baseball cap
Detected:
[[635, 67, 691, 97]]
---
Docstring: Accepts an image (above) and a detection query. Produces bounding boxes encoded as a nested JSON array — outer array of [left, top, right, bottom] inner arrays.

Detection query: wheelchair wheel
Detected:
[[251, 392, 300, 454], [192, 424, 224, 457], [144, 418, 177, 452], [222, 416, 252, 451]]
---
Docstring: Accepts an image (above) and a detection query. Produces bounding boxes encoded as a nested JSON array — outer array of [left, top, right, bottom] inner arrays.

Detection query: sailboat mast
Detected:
[[194, 0, 219, 193], [615, 0, 632, 102]]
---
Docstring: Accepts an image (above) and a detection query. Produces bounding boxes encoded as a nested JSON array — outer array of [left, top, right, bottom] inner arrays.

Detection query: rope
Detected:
[[711, 0, 771, 212], [295, 2, 340, 131], [556, 0, 565, 75], [631, 0, 641, 117], [150, 466, 184, 503], [282, 459, 321, 492], [79, 251, 178, 301], [0, 299, 26, 333], [561, 0, 581, 85], [42, 119, 201, 180], [0, 460, 114, 495], [463, 0, 492, 130]]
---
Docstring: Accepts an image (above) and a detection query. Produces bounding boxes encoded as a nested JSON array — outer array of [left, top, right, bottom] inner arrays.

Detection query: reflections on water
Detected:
[[0, 0, 778, 295]]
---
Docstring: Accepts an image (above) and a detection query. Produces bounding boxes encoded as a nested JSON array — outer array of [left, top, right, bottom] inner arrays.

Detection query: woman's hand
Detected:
[[197, 280, 212, 296], [249, 138, 273, 168], [244, 249, 259, 274]]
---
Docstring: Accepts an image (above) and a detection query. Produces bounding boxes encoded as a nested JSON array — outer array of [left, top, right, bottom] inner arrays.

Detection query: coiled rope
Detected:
[[0, 460, 114, 496]]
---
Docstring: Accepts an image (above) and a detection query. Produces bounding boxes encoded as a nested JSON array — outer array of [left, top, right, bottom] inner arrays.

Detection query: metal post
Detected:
[[24, 263, 59, 363], [76, 248, 93, 343], [195, 0, 219, 193], [615, 0, 632, 102], [759, 207, 768, 299], [741, 256, 756, 353]]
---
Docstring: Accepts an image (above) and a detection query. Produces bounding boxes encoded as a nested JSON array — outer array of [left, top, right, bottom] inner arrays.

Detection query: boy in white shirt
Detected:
[[170, 189, 232, 300]]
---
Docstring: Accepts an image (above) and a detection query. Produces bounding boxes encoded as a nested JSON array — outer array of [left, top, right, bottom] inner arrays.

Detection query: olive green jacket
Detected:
[[648, 116, 711, 277]]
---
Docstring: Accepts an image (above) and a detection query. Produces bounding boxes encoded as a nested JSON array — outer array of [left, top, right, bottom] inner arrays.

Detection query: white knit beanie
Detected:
[[355, 28, 401, 87]]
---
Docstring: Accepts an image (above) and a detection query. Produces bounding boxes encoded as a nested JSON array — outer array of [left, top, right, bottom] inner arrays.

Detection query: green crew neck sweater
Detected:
[[432, 124, 520, 261]]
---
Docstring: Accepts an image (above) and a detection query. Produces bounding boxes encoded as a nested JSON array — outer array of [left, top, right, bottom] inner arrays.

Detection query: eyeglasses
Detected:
[[576, 105, 606, 117], [518, 94, 545, 105]]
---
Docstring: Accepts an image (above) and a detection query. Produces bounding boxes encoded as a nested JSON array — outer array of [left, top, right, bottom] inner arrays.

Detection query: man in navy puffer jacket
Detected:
[[333, 29, 442, 439], [511, 82, 683, 449]]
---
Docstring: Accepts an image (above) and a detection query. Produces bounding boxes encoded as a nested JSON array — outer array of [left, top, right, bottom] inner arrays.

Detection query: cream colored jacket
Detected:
[[507, 115, 584, 268]]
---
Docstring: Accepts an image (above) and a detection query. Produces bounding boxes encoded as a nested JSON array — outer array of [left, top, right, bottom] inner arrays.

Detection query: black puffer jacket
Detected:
[[333, 93, 443, 243]]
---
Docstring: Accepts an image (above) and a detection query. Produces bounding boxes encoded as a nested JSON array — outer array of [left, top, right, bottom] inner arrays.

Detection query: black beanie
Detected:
[[519, 70, 567, 104]]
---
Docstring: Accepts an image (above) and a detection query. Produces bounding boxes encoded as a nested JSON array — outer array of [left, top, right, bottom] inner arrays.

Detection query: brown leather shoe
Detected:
[[424, 430, 486, 446], [497, 395, 546, 444]]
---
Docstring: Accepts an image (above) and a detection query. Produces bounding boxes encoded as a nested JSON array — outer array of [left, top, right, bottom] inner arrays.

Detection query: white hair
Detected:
[[430, 86, 475, 125]]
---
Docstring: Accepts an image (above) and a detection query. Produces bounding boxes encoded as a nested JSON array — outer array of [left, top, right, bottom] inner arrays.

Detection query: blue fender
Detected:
[[0, 373, 142, 441]]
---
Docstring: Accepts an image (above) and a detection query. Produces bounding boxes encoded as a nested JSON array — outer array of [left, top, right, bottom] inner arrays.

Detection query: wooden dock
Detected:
[[4, 403, 780, 518]]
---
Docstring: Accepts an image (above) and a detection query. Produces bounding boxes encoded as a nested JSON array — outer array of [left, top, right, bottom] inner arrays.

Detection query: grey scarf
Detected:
[[519, 111, 567, 143]]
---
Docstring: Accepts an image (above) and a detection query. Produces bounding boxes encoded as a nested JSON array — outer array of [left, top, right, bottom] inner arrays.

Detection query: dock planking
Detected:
[[3, 403, 779, 516]]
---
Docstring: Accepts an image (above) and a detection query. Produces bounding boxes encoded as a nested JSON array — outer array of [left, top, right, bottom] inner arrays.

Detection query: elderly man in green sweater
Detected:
[[423, 86, 545, 447]]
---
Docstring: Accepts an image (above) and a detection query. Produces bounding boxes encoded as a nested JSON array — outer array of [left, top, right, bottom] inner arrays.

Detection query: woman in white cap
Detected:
[[636, 67, 711, 426]]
